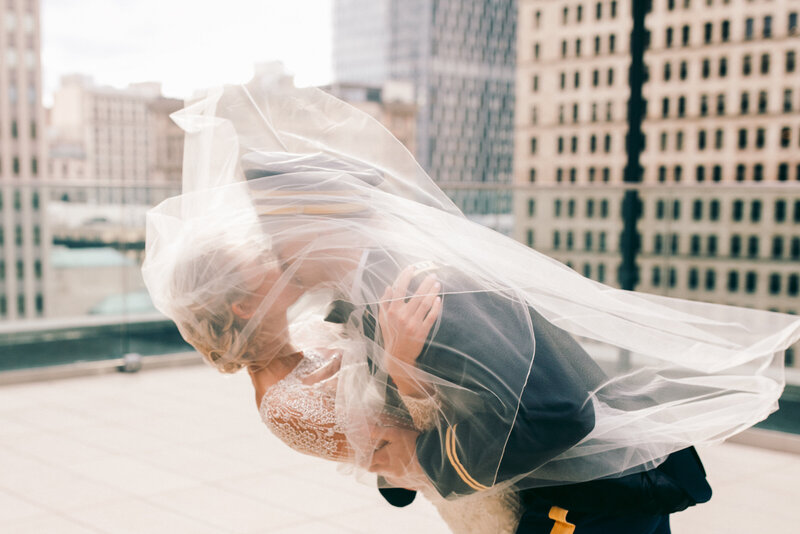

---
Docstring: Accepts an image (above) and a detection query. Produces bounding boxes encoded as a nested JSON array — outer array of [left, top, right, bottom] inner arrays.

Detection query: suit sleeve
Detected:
[[413, 290, 601, 497]]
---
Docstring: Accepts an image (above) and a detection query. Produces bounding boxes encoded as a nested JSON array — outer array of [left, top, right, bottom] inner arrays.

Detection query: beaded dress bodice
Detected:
[[259, 350, 350, 460]]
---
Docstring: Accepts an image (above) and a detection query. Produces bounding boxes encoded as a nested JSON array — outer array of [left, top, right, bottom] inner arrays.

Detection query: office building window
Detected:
[[708, 200, 720, 221], [529, 169, 536, 183], [702, 58, 710, 78], [778, 163, 789, 181], [704, 22, 713, 44], [727, 271, 739, 292], [788, 51, 797, 73], [705, 270, 716, 291], [763, 16, 772, 38], [688, 268, 699, 290], [668, 268, 677, 288], [664, 62, 672, 81], [743, 54, 752, 75], [758, 91, 768, 113], [553, 231, 561, 249], [554, 199, 562, 217], [673, 200, 681, 220], [732, 200, 744, 221], [716, 94, 725, 115], [654, 234, 664, 253], [745, 271, 757, 293], [528, 199, 536, 217], [696, 166, 706, 182], [721, 20, 730, 41], [693, 199, 703, 220], [527, 230, 534, 247], [789, 274, 799, 297], [719, 57, 727, 77], [708, 236, 718, 256], [601, 199, 609, 217], [769, 273, 781, 295], [700, 95, 708, 116], [761, 53, 770, 74], [784, 90, 793, 113], [745, 18, 754, 39], [753, 164, 764, 182], [752, 200, 763, 221], [691, 235, 701, 255], [698, 130, 707, 150], [652, 267, 661, 287], [756, 128, 765, 149], [738, 128, 748, 149], [666, 27, 674, 47], [792, 237, 800, 259], [682, 25, 690, 46], [740, 92, 749, 114], [748, 236, 760, 258], [772, 236, 784, 258]]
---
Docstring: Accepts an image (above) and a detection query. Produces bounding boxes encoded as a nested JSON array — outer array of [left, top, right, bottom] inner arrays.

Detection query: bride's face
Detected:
[[232, 264, 304, 326]]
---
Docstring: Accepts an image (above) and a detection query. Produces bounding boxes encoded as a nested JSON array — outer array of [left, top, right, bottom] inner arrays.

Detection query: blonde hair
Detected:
[[167, 235, 278, 374]]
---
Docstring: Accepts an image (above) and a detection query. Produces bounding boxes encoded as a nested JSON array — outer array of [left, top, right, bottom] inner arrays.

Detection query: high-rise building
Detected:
[[332, 0, 517, 231], [49, 76, 183, 205], [321, 81, 418, 156], [515, 0, 800, 363], [0, 0, 49, 320]]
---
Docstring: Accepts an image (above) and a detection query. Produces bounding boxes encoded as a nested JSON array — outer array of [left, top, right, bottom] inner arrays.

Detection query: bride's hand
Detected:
[[379, 266, 442, 397]]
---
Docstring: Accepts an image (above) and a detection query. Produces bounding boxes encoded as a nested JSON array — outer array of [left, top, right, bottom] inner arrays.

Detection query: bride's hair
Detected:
[[167, 233, 278, 374]]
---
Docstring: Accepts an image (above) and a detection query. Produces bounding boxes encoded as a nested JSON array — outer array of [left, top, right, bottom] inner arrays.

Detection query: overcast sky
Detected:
[[41, 0, 333, 105]]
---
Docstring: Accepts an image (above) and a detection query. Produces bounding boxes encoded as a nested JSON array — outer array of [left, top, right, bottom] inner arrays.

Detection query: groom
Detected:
[[244, 155, 711, 533]]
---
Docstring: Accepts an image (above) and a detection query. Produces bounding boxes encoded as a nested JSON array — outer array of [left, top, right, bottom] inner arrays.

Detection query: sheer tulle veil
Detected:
[[142, 69, 800, 497]]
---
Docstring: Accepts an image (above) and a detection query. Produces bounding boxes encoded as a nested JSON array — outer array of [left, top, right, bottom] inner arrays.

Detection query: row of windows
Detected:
[[0, 258, 43, 281], [663, 13, 797, 48], [552, 230, 610, 252], [652, 234, 800, 260], [658, 88, 797, 118], [0, 156, 40, 176], [2, 119, 37, 140], [0, 293, 44, 318], [554, 34, 617, 59], [528, 198, 613, 218], [654, 162, 800, 183], [532, 124, 799, 158], [0, 191, 40, 211], [549, 2, 619, 26], [0, 225, 42, 246], [655, 198, 800, 222], [656, 124, 799, 153], [651, 267, 800, 297], [527, 197, 800, 224], [661, 51, 796, 83]]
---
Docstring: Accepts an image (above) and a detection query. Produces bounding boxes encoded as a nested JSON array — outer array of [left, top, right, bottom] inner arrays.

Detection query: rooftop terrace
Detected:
[[0, 362, 797, 533]]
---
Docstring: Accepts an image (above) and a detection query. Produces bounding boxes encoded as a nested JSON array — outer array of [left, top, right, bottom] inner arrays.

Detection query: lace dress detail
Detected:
[[259, 350, 351, 461], [259, 351, 521, 533]]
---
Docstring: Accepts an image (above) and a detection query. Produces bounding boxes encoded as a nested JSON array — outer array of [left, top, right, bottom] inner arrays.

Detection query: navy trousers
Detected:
[[515, 505, 671, 534]]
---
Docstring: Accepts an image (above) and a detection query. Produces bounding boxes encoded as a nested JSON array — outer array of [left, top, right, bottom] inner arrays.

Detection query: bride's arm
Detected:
[[378, 266, 442, 399]]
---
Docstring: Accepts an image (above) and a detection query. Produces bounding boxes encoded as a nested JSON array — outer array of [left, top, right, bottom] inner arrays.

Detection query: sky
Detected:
[[41, 0, 333, 105]]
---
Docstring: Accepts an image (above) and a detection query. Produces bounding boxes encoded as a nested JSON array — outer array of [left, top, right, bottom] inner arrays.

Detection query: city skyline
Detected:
[[40, 0, 334, 105]]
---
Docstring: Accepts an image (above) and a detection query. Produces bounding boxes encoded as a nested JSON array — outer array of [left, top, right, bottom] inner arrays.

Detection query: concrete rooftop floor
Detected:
[[0, 364, 798, 533]]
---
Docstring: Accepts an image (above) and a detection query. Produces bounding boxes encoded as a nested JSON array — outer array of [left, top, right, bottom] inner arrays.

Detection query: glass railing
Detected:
[[2, 181, 798, 393]]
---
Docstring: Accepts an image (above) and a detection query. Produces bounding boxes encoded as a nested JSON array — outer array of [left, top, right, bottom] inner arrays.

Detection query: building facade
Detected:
[[0, 0, 49, 320], [321, 81, 418, 156], [333, 0, 517, 231], [515, 0, 800, 363], [49, 76, 183, 205]]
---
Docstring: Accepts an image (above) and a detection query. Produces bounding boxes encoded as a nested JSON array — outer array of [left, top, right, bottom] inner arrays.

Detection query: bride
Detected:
[[142, 74, 800, 533]]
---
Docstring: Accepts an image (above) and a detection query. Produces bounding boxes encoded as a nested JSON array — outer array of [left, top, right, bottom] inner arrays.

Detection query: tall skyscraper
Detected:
[[515, 0, 800, 364], [332, 0, 517, 231], [0, 0, 49, 320]]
